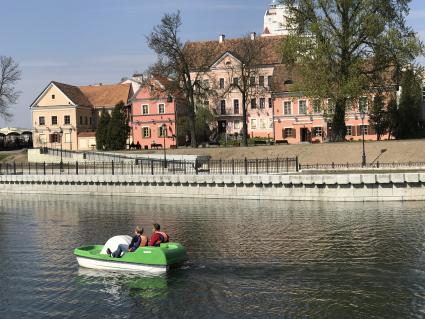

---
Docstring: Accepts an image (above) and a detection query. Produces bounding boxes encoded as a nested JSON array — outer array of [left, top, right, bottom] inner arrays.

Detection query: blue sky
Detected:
[[1, 0, 425, 128]]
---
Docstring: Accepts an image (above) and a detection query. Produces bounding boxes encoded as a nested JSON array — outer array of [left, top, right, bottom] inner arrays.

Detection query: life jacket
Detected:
[[153, 231, 169, 246]]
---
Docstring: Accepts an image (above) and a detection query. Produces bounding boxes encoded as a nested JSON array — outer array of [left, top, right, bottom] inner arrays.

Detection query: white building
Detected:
[[262, 0, 294, 36]]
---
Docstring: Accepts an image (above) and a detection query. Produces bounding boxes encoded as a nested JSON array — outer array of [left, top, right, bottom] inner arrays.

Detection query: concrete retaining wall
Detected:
[[1, 173, 425, 201]]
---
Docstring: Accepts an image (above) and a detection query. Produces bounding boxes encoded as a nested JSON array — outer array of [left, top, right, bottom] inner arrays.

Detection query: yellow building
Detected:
[[30, 81, 132, 150]]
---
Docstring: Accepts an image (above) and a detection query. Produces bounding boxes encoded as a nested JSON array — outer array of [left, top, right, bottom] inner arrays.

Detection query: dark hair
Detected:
[[153, 223, 160, 231], [137, 227, 144, 235]]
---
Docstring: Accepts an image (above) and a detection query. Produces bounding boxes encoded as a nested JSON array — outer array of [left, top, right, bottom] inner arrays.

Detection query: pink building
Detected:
[[271, 66, 392, 143], [130, 77, 188, 149]]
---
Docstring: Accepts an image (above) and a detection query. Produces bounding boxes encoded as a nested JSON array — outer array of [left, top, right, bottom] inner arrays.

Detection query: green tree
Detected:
[[96, 109, 111, 150], [107, 101, 130, 150], [281, 0, 423, 142], [392, 68, 423, 139], [368, 95, 389, 141], [177, 106, 216, 145]]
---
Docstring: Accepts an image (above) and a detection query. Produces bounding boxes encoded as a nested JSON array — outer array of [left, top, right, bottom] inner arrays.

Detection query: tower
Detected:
[[262, 0, 293, 36]]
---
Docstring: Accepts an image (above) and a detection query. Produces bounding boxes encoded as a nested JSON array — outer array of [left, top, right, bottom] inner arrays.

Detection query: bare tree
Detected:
[[147, 12, 212, 147], [219, 35, 268, 146], [0, 56, 21, 121]]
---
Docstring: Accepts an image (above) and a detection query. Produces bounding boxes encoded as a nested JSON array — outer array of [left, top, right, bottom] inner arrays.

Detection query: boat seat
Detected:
[[100, 235, 132, 255]]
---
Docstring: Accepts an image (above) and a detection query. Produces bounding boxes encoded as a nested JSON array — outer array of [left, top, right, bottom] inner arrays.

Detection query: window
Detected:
[[85, 116, 88, 125], [268, 98, 272, 109], [89, 117, 92, 125], [284, 101, 292, 115], [39, 116, 45, 125], [64, 115, 70, 125], [298, 100, 307, 114], [251, 118, 257, 129], [233, 99, 240, 114], [50, 133, 59, 143], [79, 116, 83, 125], [51, 116, 57, 125], [259, 76, 265, 87], [142, 127, 151, 138], [260, 119, 266, 129], [220, 100, 226, 115], [260, 98, 265, 109], [39, 134, 46, 143], [250, 76, 255, 85], [313, 99, 321, 113], [313, 127, 323, 137], [251, 98, 257, 109], [267, 76, 273, 87], [159, 125, 167, 137], [346, 125, 353, 136], [158, 104, 165, 114], [234, 120, 241, 130], [359, 97, 368, 112], [233, 77, 239, 86], [283, 128, 293, 138], [51, 94, 55, 99], [360, 125, 368, 135], [64, 133, 71, 143], [219, 78, 225, 89], [142, 105, 149, 115]]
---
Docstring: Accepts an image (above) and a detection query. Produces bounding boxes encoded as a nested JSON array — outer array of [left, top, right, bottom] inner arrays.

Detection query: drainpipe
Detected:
[[272, 95, 276, 141]]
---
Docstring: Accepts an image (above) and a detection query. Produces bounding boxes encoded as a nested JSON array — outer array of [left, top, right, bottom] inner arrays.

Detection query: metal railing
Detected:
[[0, 157, 299, 176], [300, 161, 425, 170]]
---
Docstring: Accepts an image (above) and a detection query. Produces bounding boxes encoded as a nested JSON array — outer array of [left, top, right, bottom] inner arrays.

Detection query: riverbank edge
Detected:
[[1, 173, 425, 202]]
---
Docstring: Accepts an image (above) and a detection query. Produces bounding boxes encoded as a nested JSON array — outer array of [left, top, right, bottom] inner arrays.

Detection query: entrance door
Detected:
[[218, 120, 227, 134], [301, 128, 310, 142]]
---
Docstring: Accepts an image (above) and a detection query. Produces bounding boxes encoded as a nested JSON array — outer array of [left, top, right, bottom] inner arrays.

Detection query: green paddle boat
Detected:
[[74, 236, 186, 274]]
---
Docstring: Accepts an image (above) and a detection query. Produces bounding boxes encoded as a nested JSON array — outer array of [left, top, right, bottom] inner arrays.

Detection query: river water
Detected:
[[1, 195, 425, 318]]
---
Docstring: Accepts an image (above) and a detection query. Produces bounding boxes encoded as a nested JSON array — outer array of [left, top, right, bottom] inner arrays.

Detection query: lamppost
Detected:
[[59, 128, 63, 171], [360, 110, 367, 167], [162, 124, 167, 168]]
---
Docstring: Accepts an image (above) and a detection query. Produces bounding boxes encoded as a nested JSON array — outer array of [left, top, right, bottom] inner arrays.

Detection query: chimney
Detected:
[[219, 34, 225, 43], [250, 32, 257, 40]]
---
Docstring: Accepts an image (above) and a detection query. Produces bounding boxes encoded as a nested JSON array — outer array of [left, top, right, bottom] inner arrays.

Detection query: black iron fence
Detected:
[[0, 157, 299, 176], [300, 161, 425, 170]]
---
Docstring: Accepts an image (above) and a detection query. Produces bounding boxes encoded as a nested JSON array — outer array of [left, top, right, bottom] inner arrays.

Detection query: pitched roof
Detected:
[[270, 64, 302, 93], [184, 35, 285, 69], [79, 83, 132, 108], [51, 81, 91, 106], [78, 131, 96, 137]]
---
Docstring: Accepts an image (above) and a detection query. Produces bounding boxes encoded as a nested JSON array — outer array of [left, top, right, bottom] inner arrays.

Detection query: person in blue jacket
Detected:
[[107, 226, 148, 258]]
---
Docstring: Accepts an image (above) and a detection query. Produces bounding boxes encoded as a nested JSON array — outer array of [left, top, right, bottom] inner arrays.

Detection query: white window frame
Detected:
[[158, 103, 165, 114], [64, 115, 70, 125], [142, 104, 149, 115], [159, 125, 167, 137], [283, 101, 292, 115], [260, 118, 266, 129], [64, 133, 71, 143], [284, 128, 293, 138], [298, 100, 307, 114], [142, 127, 151, 138], [234, 120, 241, 130], [251, 118, 257, 129], [360, 125, 368, 135]]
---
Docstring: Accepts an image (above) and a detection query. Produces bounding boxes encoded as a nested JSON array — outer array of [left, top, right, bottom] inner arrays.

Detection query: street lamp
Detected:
[[56, 128, 63, 171], [360, 110, 367, 167], [162, 124, 167, 168]]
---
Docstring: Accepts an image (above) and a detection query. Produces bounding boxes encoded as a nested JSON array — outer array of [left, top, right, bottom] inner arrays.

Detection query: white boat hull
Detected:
[[76, 256, 168, 274]]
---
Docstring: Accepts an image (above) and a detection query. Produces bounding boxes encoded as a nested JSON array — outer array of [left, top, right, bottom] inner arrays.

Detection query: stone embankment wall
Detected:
[[1, 173, 425, 201]]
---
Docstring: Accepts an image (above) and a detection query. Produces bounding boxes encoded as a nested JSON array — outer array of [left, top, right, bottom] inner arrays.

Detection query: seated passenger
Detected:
[[149, 223, 169, 247], [107, 226, 148, 258]]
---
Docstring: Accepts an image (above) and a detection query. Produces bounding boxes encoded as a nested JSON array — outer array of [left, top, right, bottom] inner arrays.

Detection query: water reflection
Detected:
[[76, 269, 168, 300]]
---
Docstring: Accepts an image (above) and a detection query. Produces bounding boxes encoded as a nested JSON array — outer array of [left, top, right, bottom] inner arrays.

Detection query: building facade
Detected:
[[262, 0, 294, 36], [30, 81, 132, 150], [130, 77, 188, 149]]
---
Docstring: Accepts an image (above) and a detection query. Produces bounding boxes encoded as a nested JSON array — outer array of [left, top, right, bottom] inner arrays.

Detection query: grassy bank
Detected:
[[123, 139, 425, 165]]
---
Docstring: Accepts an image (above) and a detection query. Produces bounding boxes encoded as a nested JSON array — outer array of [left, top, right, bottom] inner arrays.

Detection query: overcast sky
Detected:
[[1, 0, 425, 128]]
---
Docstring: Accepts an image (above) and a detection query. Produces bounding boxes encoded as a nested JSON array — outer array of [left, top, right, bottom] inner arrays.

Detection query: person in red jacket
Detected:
[[149, 223, 169, 247]]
